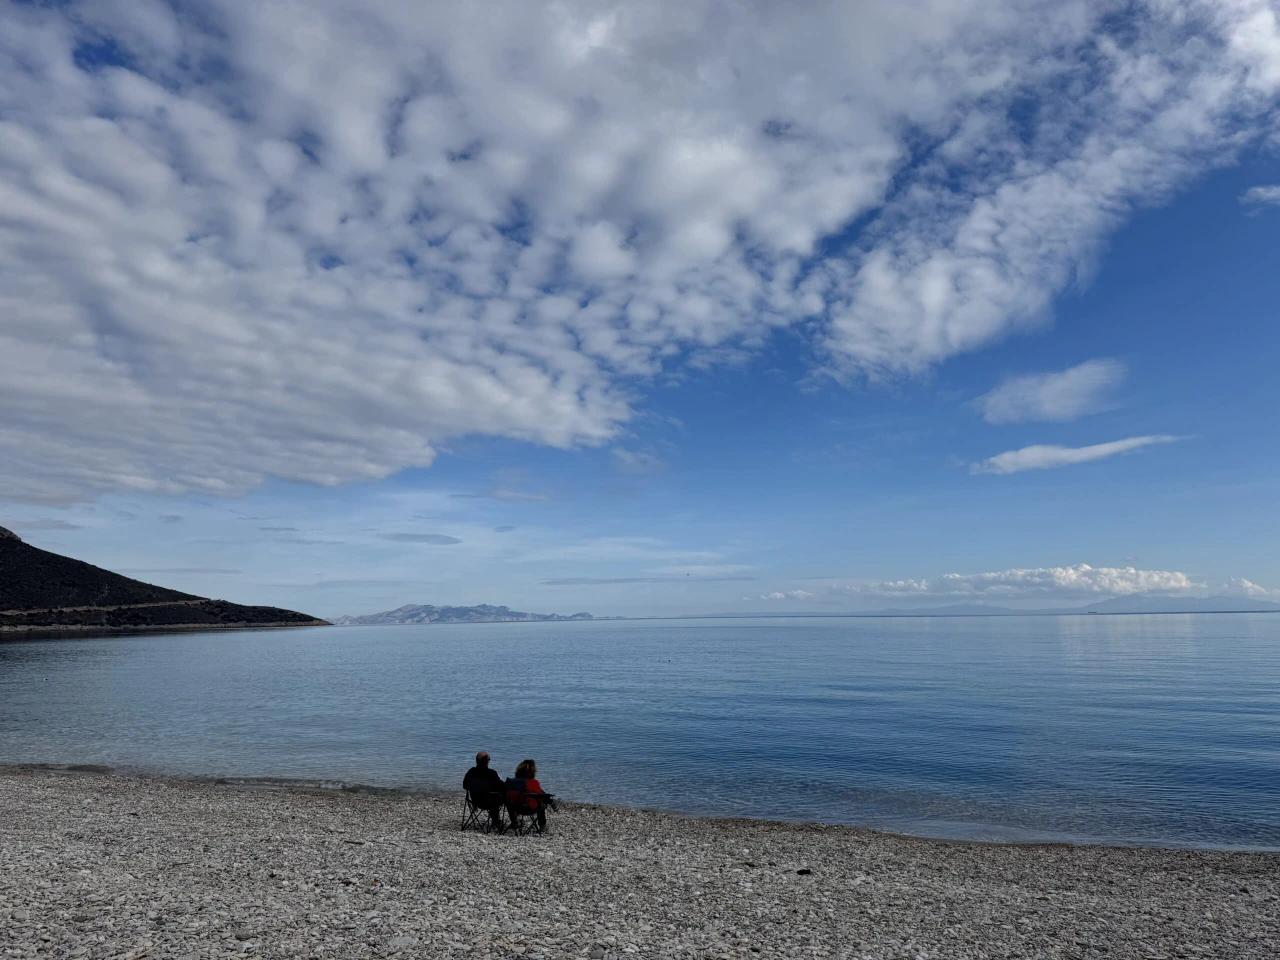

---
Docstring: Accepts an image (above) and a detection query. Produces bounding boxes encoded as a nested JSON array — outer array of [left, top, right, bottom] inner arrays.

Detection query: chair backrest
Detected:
[[506, 776, 551, 816], [465, 768, 502, 803], [503, 777, 551, 834], [467, 786, 496, 806]]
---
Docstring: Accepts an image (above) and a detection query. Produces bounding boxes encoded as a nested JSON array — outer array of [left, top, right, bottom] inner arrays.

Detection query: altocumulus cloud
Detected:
[[1, 2, 1279, 502], [972, 436, 1180, 475]]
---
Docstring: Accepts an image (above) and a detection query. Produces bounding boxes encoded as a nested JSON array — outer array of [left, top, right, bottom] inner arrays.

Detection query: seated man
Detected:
[[462, 751, 505, 829]]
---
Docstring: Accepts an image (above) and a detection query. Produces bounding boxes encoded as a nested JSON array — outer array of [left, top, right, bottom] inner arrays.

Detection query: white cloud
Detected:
[[760, 590, 815, 601], [971, 435, 1180, 475], [1240, 184, 1280, 208], [976, 359, 1127, 424], [0, 2, 1277, 501], [570, 222, 637, 281], [1221, 576, 1279, 598], [854, 564, 1200, 598], [822, 1, 1280, 379]]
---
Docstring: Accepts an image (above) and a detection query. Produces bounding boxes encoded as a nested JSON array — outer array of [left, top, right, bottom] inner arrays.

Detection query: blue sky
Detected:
[[2, 1, 1280, 618]]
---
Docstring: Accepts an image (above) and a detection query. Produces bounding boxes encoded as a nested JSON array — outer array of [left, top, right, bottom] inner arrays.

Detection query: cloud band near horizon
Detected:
[[835, 565, 1277, 601]]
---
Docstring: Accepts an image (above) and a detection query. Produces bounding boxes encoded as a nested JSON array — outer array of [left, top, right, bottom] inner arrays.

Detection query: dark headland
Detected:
[[0, 525, 328, 638]]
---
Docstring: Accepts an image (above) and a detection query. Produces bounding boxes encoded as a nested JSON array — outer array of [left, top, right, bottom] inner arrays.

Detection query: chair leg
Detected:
[[462, 799, 481, 832]]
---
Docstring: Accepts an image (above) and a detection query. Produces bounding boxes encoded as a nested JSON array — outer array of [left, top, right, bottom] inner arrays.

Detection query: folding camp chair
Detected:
[[461, 787, 506, 833], [503, 777, 556, 836]]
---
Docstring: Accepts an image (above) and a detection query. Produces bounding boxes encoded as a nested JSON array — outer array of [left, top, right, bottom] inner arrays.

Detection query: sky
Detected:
[[1, 0, 1279, 619]]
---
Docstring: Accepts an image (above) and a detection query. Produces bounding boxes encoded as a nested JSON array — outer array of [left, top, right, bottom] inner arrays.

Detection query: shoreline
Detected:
[[5, 609, 1274, 647], [6, 605, 1274, 642], [4, 761, 1275, 854], [2, 767, 1276, 959], [0, 619, 330, 640]]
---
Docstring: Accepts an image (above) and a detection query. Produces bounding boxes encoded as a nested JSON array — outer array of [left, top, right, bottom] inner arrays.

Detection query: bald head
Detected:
[[475, 751, 490, 767]]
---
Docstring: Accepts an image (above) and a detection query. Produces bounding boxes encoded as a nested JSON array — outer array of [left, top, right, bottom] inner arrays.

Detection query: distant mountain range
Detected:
[[0, 525, 328, 637], [333, 603, 593, 625], [334, 594, 1279, 626], [1057, 594, 1280, 615]]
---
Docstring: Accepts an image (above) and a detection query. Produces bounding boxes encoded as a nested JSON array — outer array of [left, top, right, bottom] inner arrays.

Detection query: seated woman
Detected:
[[507, 758, 555, 832]]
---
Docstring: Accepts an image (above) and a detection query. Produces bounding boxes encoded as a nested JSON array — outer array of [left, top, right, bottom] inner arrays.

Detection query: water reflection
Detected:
[[1, 615, 1278, 848]]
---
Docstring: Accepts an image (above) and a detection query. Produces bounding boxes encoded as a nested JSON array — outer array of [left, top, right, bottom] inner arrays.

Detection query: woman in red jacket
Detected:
[[510, 758, 554, 832]]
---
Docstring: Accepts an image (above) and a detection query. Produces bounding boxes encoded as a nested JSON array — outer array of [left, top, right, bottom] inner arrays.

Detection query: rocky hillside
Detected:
[[334, 603, 592, 625], [0, 526, 328, 636]]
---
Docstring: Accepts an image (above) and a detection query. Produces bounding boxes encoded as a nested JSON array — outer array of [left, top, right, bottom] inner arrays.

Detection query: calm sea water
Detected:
[[2, 615, 1278, 848]]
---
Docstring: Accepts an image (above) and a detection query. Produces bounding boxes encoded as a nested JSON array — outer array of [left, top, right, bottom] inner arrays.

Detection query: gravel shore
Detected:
[[1, 768, 1276, 960]]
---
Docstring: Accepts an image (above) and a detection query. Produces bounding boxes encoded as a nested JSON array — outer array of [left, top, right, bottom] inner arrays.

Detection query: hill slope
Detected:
[[0, 526, 328, 636], [334, 603, 592, 625]]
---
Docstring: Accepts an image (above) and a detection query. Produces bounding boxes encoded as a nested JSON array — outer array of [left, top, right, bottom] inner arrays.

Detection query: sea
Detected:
[[2, 614, 1278, 849]]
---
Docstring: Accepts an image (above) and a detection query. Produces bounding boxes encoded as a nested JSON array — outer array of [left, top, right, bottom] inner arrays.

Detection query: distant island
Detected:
[[0, 525, 328, 637], [334, 603, 593, 625], [333, 594, 1280, 626]]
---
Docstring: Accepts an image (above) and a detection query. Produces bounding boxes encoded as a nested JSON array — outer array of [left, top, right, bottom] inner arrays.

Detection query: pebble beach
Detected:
[[1, 767, 1277, 960]]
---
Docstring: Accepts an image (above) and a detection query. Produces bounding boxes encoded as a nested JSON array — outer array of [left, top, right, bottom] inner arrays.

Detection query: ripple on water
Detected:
[[1, 613, 1279, 848]]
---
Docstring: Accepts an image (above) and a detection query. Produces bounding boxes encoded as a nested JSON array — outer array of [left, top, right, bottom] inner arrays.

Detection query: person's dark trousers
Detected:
[[506, 803, 543, 832], [473, 792, 502, 829]]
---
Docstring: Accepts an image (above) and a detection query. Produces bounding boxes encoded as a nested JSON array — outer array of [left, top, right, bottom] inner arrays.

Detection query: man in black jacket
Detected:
[[462, 751, 505, 830]]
